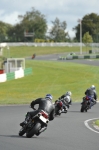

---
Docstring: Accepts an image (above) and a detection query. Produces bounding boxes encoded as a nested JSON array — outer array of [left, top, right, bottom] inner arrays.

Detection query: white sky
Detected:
[[0, 0, 99, 38]]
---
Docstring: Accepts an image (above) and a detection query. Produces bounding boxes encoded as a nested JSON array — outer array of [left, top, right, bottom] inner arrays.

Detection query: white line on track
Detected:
[[84, 118, 99, 134]]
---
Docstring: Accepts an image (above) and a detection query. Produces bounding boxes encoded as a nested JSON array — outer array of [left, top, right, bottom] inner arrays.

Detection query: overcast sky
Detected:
[[0, 0, 99, 38]]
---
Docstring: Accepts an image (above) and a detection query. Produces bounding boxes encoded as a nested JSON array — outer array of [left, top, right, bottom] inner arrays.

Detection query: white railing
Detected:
[[5, 42, 99, 47]]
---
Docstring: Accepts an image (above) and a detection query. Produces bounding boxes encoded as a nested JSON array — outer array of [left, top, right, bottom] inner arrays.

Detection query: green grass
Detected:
[[2, 46, 93, 58], [95, 120, 99, 127], [0, 59, 99, 104]]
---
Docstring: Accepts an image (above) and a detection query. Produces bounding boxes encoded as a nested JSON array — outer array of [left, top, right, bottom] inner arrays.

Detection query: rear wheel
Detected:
[[26, 122, 41, 138], [58, 110, 62, 115], [80, 105, 84, 112]]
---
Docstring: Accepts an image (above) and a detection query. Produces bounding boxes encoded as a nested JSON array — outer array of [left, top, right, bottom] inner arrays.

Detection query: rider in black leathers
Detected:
[[83, 86, 97, 108], [20, 94, 55, 135]]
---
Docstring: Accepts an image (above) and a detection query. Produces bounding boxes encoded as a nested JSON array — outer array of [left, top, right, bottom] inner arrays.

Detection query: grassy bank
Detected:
[[95, 120, 99, 127], [0, 59, 99, 104], [2, 46, 92, 58]]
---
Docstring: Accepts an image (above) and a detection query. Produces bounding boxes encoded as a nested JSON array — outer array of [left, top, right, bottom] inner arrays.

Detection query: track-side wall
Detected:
[[0, 68, 32, 83]]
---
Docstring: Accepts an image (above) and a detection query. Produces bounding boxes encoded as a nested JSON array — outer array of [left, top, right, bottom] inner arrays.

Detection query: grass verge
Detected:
[[3, 46, 93, 58], [94, 120, 99, 127], [0, 59, 99, 104]]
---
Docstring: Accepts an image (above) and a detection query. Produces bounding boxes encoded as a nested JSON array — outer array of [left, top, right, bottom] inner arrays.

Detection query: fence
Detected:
[[5, 42, 99, 48]]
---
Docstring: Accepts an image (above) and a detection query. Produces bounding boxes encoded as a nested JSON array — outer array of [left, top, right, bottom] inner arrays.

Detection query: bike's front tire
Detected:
[[19, 128, 26, 136]]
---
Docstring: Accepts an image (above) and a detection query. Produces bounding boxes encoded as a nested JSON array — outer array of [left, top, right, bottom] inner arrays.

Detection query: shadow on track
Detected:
[[69, 110, 81, 113], [0, 134, 39, 138]]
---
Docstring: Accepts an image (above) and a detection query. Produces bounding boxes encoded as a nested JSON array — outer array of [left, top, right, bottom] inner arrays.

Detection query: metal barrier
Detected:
[[0, 67, 33, 83]]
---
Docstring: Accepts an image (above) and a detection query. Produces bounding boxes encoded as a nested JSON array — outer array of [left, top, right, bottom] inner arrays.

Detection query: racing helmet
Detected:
[[66, 91, 72, 96], [90, 85, 95, 90], [45, 94, 53, 100]]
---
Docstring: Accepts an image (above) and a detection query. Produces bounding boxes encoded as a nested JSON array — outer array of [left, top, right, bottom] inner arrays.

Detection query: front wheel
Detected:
[[19, 128, 26, 136], [26, 122, 41, 138], [55, 106, 61, 116], [58, 110, 62, 115]]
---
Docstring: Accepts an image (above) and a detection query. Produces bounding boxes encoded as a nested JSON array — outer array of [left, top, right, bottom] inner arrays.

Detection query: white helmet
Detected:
[[66, 91, 72, 96], [90, 85, 95, 90]]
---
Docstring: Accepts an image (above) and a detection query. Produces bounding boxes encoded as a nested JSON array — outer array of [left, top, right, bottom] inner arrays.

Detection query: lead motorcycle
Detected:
[[80, 96, 91, 112], [19, 108, 49, 138]]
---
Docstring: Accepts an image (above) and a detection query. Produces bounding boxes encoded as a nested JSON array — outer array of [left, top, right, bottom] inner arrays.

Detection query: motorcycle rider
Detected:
[[90, 85, 97, 100], [82, 85, 97, 109], [58, 91, 72, 112], [20, 94, 55, 135]]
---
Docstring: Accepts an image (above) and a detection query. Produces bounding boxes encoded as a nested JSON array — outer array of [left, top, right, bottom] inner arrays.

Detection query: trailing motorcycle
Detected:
[[80, 96, 91, 112], [54, 100, 63, 116], [19, 108, 49, 138]]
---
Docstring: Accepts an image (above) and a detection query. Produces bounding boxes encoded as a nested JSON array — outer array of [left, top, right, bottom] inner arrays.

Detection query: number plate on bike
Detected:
[[39, 116, 47, 123]]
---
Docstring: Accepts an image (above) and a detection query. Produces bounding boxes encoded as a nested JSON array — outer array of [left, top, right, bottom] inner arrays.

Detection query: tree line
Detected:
[[0, 7, 99, 43]]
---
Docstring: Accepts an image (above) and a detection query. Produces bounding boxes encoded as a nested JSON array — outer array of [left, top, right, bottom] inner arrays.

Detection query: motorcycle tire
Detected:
[[26, 122, 41, 138], [63, 110, 67, 113], [19, 128, 26, 136], [58, 112, 61, 116], [80, 106, 84, 112], [85, 109, 87, 112], [55, 106, 61, 116]]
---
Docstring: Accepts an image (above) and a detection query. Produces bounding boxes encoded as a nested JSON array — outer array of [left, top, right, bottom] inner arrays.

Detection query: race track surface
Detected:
[[0, 103, 99, 150], [0, 54, 98, 150], [30, 53, 99, 66]]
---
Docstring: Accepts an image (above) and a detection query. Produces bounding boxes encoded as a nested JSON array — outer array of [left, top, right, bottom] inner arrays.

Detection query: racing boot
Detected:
[[20, 113, 31, 127], [20, 121, 26, 127]]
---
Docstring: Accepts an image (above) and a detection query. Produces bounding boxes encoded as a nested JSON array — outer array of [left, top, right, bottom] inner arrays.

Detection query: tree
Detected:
[[73, 13, 99, 42], [49, 18, 69, 42], [0, 21, 12, 42], [83, 32, 93, 53], [7, 24, 23, 42], [6, 7, 48, 42], [17, 7, 47, 41], [83, 32, 93, 43]]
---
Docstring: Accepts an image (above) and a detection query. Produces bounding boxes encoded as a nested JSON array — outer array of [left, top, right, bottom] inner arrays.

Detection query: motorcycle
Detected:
[[60, 97, 70, 113], [19, 108, 49, 138], [80, 96, 91, 112], [54, 100, 63, 116], [32, 53, 36, 59]]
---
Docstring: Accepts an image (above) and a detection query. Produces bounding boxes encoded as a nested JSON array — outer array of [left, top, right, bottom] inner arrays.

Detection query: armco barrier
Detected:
[[24, 68, 32, 76], [73, 56, 78, 59], [0, 73, 6, 82], [15, 69, 24, 79], [6, 72, 15, 81], [58, 55, 99, 60], [0, 67, 32, 83], [96, 55, 99, 58], [84, 55, 90, 59]]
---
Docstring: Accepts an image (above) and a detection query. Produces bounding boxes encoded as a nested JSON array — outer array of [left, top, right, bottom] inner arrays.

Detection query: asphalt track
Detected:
[[0, 54, 99, 150], [0, 103, 99, 150], [31, 53, 99, 66]]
